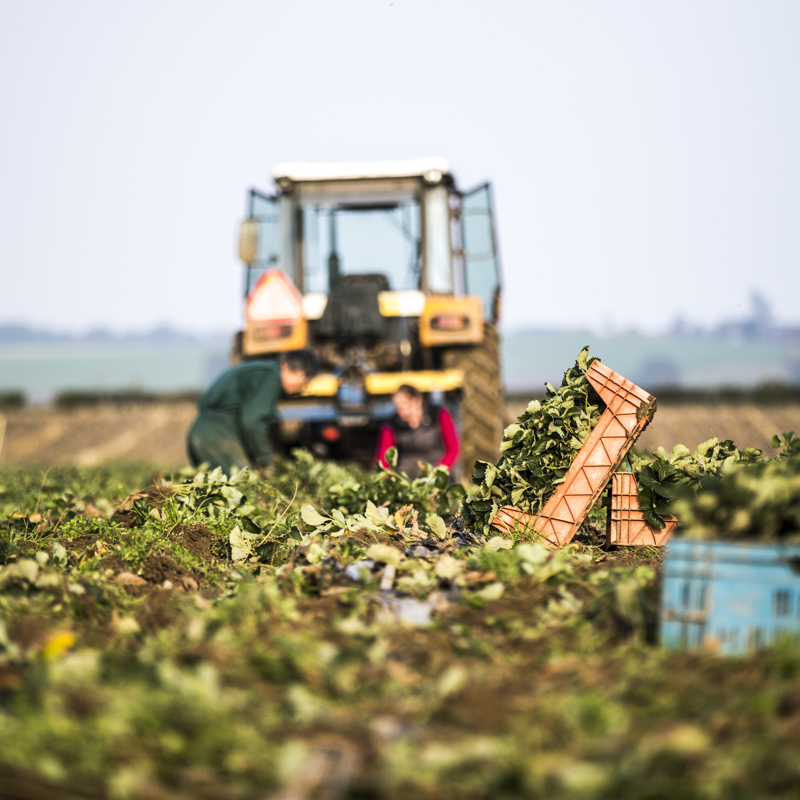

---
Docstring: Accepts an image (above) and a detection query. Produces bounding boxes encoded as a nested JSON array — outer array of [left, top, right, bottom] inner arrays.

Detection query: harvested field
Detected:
[[634, 402, 800, 456], [2, 400, 797, 467], [0, 402, 196, 466]]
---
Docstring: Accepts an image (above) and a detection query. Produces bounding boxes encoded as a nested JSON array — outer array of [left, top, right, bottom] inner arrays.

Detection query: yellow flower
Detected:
[[42, 631, 76, 659]]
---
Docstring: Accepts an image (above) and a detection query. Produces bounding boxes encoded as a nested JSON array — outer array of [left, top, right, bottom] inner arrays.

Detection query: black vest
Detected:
[[390, 406, 445, 476]]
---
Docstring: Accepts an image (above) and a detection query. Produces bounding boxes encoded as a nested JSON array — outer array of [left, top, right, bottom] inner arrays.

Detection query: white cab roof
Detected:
[[273, 157, 450, 183]]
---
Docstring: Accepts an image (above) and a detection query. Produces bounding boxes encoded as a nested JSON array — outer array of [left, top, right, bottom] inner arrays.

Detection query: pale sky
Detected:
[[1, 0, 798, 335]]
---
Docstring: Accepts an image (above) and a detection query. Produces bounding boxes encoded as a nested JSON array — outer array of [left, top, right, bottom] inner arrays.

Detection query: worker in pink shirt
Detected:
[[375, 384, 460, 477]]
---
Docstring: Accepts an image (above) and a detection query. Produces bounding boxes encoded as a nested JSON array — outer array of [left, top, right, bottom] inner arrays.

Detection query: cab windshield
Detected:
[[301, 201, 421, 293]]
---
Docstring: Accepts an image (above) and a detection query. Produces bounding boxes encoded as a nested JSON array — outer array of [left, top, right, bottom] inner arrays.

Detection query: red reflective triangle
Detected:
[[247, 270, 303, 323]]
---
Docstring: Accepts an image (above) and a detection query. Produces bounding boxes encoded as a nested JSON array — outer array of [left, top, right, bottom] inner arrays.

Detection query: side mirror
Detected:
[[239, 219, 259, 264]]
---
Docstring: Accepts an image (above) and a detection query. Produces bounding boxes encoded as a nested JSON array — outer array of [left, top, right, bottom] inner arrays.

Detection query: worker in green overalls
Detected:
[[187, 349, 320, 476]]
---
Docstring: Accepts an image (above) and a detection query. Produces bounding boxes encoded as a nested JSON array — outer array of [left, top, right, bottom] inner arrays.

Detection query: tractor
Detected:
[[234, 158, 503, 477]]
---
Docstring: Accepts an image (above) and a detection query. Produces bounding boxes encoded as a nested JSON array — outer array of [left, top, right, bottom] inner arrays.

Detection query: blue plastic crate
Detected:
[[661, 539, 800, 655]]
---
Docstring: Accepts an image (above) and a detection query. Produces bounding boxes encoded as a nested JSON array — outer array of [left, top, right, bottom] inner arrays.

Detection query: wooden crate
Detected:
[[493, 361, 657, 546]]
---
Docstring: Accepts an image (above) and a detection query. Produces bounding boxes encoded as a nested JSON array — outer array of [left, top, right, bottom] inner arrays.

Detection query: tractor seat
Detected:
[[316, 273, 390, 343]]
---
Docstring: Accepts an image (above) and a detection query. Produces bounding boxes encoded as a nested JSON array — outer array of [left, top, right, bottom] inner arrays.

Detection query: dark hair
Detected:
[[394, 383, 421, 400], [281, 348, 321, 378]]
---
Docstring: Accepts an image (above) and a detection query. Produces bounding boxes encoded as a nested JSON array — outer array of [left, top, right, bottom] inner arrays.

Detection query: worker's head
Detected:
[[280, 349, 321, 395], [393, 384, 424, 426]]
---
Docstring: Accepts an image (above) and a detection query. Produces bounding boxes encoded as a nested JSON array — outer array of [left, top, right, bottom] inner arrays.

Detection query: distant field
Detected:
[[2, 400, 797, 467], [634, 403, 799, 456], [0, 403, 197, 466]]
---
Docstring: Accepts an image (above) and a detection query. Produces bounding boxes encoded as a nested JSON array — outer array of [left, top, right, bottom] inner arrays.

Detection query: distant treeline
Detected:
[[0, 390, 202, 410], [0, 391, 26, 410], [0, 323, 230, 345], [54, 390, 203, 409]]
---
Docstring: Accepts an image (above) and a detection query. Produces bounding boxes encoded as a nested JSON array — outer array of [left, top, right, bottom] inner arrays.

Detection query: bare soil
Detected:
[[175, 522, 217, 561], [1, 400, 797, 467], [1, 402, 197, 466]]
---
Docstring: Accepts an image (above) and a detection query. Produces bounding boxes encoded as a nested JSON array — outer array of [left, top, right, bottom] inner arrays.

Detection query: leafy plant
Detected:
[[633, 438, 763, 529], [772, 430, 800, 459], [325, 448, 465, 519], [269, 449, 363, 508], [296, 497, 450, 549], [127, 466, 302, 564], [2, 458, 800, 798], [464, 346, 603, 534], [674, 445, 800, 541]]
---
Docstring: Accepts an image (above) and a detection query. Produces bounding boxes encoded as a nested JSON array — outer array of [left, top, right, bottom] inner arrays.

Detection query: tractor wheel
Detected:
[[442, 322, 504, 481]]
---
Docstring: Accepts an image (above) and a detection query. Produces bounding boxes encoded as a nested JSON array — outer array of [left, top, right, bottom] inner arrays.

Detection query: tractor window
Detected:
[[425, 185, 453, 294], [301, 201, 421, 293], [245, 191, 280, 296], [461, 183, 501, 321]]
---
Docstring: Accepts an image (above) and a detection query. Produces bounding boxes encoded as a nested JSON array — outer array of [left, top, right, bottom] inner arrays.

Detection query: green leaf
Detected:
[[485, 537, 512, 552], [0, 559, 39, 585], [366, 544, 403, 567], [51, 542, 68, 567], [229, 526, 251, 562], [300, 505, 329, 527], [365, 500, 390, 528], [240, 515, 262, 534], [427, 513, 448, 541], [695, 438, 719, 457], [476, 582, 505, 602], [670, 444, 692, 463], [219, 485, 244, 507], [511, 486, 527, 505]]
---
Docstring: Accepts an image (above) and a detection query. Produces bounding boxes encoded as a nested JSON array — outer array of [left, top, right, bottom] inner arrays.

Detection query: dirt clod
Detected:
[[175, 523, 217, 561], [140, 553, 191, 586]]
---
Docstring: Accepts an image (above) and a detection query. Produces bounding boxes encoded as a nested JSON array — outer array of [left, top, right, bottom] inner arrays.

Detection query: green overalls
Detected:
[[188, 361, 282, 475]]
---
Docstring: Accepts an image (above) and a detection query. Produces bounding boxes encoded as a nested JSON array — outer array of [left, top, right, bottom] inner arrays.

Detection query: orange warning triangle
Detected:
[[247, 270, 303, 323]]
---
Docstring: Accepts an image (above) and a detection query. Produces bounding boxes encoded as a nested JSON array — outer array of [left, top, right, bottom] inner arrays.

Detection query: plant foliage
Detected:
[[2, 448, 800, 797], [673, 434, 800, 541], [632, 438, 763, 529], [463, 346, 602, 534]]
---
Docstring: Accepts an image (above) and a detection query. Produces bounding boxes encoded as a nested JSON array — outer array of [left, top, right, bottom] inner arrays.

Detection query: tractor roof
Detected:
[[272, 157, 450, 184]]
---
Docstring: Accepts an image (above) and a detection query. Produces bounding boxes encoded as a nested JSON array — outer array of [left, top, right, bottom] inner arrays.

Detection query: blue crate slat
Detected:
[[661, 539, 800, 655]]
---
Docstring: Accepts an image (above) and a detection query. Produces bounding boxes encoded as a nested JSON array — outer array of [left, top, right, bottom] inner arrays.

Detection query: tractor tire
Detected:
[[442, 322, 504, 481]]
